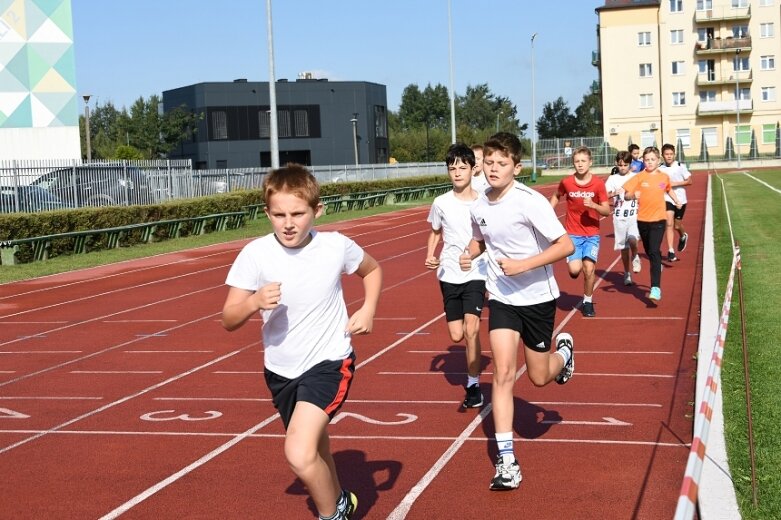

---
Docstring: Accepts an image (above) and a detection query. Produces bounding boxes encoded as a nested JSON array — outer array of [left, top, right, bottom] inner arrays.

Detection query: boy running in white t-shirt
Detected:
[[426, 143, 488, 408], [605, 150, 642, 286], [459, 132, 575, 491], [659, 143, 693, 262], [222, 165, 382, 520]]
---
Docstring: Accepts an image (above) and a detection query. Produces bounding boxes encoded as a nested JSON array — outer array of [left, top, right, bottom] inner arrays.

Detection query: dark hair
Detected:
[[661, 143, 675, 153], [628, 144, 640, 152], [615, 150, 632, 164], [445, 143, 476, 168], [484, 132, 522, 165], [263, 163, 320, 208]]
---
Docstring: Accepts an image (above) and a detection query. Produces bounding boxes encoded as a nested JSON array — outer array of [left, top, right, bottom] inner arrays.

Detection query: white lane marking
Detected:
[[0, 321, 68, 324], [0, 350, 82, 354], [541, 416, 632, 427], [0, 396, 102, 400], [213, 371, 262, 374], [71, 371, 163, 374], [577, 372, 675, 378], [0, 408, 30, 419], [331, 412, 417, 426], [124, 350, 214, 354], [103, 320, 178, 323], [742, 172, 781, 194], [589, 316, 684, 320]]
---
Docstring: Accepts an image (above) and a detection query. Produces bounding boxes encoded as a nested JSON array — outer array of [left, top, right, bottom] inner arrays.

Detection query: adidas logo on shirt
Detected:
[[478, 218, 487, 226]]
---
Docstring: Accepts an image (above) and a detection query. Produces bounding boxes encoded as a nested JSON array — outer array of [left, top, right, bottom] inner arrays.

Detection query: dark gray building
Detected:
[[162, 78, 389, 169]]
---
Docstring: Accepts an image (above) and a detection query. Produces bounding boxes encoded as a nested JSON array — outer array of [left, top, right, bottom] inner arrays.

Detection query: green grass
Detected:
[[712, 169, 781, 519]]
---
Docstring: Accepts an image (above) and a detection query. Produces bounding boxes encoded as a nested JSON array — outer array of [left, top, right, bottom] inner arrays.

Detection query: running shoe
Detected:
[[649, 287, 662, 301], [462, 384, 484, 408], [489, 455, 522, 490], [581, 301, 595, 317], [337, 489, 357, 519], [555, 332, 575, 385], [624, 273, 633, 286], [667, 251, 679, 262], [632, 255, 642, 273], [678, 233, 688, 252]]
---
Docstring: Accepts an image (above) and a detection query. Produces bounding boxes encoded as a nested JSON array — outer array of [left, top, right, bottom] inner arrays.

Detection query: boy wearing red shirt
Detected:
[[550, 146, 610, 317]]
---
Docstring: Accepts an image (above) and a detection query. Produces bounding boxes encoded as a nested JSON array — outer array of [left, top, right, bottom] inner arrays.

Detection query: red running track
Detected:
[[0, 177, 705, 519]]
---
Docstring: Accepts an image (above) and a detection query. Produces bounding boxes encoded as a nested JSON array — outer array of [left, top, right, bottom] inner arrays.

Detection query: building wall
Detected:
[[597, 0, 781, 157], [0, 0, 80, 160], [163, 79, 389, 169]]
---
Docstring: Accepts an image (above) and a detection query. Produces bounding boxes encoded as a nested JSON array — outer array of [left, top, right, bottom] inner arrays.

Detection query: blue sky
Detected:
[[72, 1, 600, 129]]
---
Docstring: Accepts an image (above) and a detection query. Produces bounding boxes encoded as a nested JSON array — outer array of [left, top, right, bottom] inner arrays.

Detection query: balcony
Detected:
[[697, 99, 753, 116], [694, 6, 751, 23], [592, 50, 600, 67], [696, 70, 753, 87], [694, 36, 751, 55]]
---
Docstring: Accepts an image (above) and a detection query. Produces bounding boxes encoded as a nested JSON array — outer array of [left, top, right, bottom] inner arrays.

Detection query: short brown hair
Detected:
[[573, 146, 592, 159], [263, 163, 320, 209], [484, 132, 522, 165]]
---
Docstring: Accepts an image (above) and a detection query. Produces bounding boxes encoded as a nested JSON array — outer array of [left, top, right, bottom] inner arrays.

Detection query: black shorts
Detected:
[[264, 352, 355, 429], [487, 299, 556, 353], [665, 201, 687, 220], [439, 279, 486, 322]]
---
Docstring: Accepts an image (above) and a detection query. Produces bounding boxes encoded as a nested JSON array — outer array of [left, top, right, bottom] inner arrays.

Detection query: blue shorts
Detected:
[[567, 234, 600, 263]]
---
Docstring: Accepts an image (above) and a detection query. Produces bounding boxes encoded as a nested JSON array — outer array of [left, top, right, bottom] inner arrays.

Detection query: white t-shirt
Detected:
[[470, 173, 490, 193], [225, 230, 364, 379], [605, 172, 638, 222], [470, 181, 565, 306], [660, 162, 691, 205], [427, 191, 487, 284]]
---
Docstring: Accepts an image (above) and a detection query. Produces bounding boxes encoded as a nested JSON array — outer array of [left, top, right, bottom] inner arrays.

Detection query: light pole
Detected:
[[531, 32, 538, 182], [82, 94, 91, 161], [265, 0, 279, 169], [350, 115, 359, 165], [735, 48, 741, 168], [447, 0, 456, 144]]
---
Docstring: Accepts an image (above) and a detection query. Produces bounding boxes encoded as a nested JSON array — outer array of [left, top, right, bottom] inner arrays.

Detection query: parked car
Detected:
[[0, 185, 74, 213], [31, 165, 156, 207]]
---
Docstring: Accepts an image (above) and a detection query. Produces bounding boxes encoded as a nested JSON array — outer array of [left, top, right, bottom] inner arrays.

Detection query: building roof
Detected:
[[595, 0, 660, 13]]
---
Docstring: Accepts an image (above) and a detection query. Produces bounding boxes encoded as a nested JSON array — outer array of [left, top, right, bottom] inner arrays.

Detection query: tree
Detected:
[[573, 91, 603, 137], [536, 97, 578, 139]]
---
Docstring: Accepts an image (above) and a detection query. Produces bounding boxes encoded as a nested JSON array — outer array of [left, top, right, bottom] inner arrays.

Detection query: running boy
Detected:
[[622, 147, 682, 302], [470, 144, 490, 193], [221, 164, 382, 520], [628, 143, 644, 173], [659, 143, 692, 262], [605, 151, 641, 286], [549, 146, 610, 317], [459, 132, 575, 491], [425, 143, 487, 408]]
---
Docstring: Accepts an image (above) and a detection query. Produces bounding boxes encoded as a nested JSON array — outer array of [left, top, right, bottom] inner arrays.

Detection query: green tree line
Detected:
[[81, 85, 600, 163]]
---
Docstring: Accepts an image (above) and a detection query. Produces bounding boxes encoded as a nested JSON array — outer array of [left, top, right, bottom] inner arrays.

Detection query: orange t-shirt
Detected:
[[622, 170, 672, 222]]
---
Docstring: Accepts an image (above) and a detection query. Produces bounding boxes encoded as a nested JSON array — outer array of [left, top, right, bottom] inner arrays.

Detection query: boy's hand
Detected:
[[497, 257, 525, 276], [583, 196, 592, 208], [346, 306, 374, 335], [459, 249, 472, 271], [256, 282, 282, 310], [424, 256, 440, 269]]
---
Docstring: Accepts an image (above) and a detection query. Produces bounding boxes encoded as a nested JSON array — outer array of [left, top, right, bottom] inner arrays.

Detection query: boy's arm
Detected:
[[346, 253, 382, 335], [549, 191, 560, 208], [585, 196, 611, 217], [424, 228, 442, 269], [459, 238, 486, 271], [221, 282, 281, 331], [496, 234, 574, 276]]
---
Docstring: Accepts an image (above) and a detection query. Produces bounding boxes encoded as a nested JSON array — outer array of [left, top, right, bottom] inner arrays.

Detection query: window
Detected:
[[673, 92, 686, 106], [733, 56, 750, 71], [277, 110, 291, 137], [294, 110, 309, 137], [672, 61, 686, 75], [638, 31, 651, 46], [702, 127, 718, 148], [760, 23, 775, 38], [639, 63, 653, 77], [759, 0, 773, 6], [640, 131, 655, 148], [732, 25, 748, 38], [736, 125, 751, 146], [762, 86, 777, 101], [676, 128, 691, 148], [760, 55, 776, 70], [699, 90, 716, 102], [732, 0, 748, 7], [762, 123, 776, 144], [259, 110, 270, 138], [211, 110, 227, 140], [670, 0, 683, 11], [735, 87, 751, 100], [670, 30, 684, 44], [697, 60, 708, 73], [697, 0, 713, 10], [374, 105, 388, 138], [640, 93, 654, 108]]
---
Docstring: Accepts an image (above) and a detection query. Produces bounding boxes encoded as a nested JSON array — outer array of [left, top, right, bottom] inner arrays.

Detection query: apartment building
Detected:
[[595, 0, 780, 159]]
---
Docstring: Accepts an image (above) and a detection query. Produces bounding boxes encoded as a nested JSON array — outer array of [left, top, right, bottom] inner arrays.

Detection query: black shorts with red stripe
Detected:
[[264, 352, 356, 429]]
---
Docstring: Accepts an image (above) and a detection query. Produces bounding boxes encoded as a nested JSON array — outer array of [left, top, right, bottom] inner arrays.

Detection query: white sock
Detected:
[[467, 375, 480, 388], [583, 294, 592, 303], [496, 432, 514, 461], [556, 346, 571, 365]]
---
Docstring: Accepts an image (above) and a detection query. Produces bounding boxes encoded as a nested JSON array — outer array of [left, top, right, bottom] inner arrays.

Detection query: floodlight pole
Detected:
[[266, 0, 279, 169], [447, 0, 457, 144], [83, 94, 91, 162]]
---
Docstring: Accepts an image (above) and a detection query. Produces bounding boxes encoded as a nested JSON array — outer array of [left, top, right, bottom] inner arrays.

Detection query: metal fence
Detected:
[[0, 159, 445, 214], [536, 137, 617, 169]]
